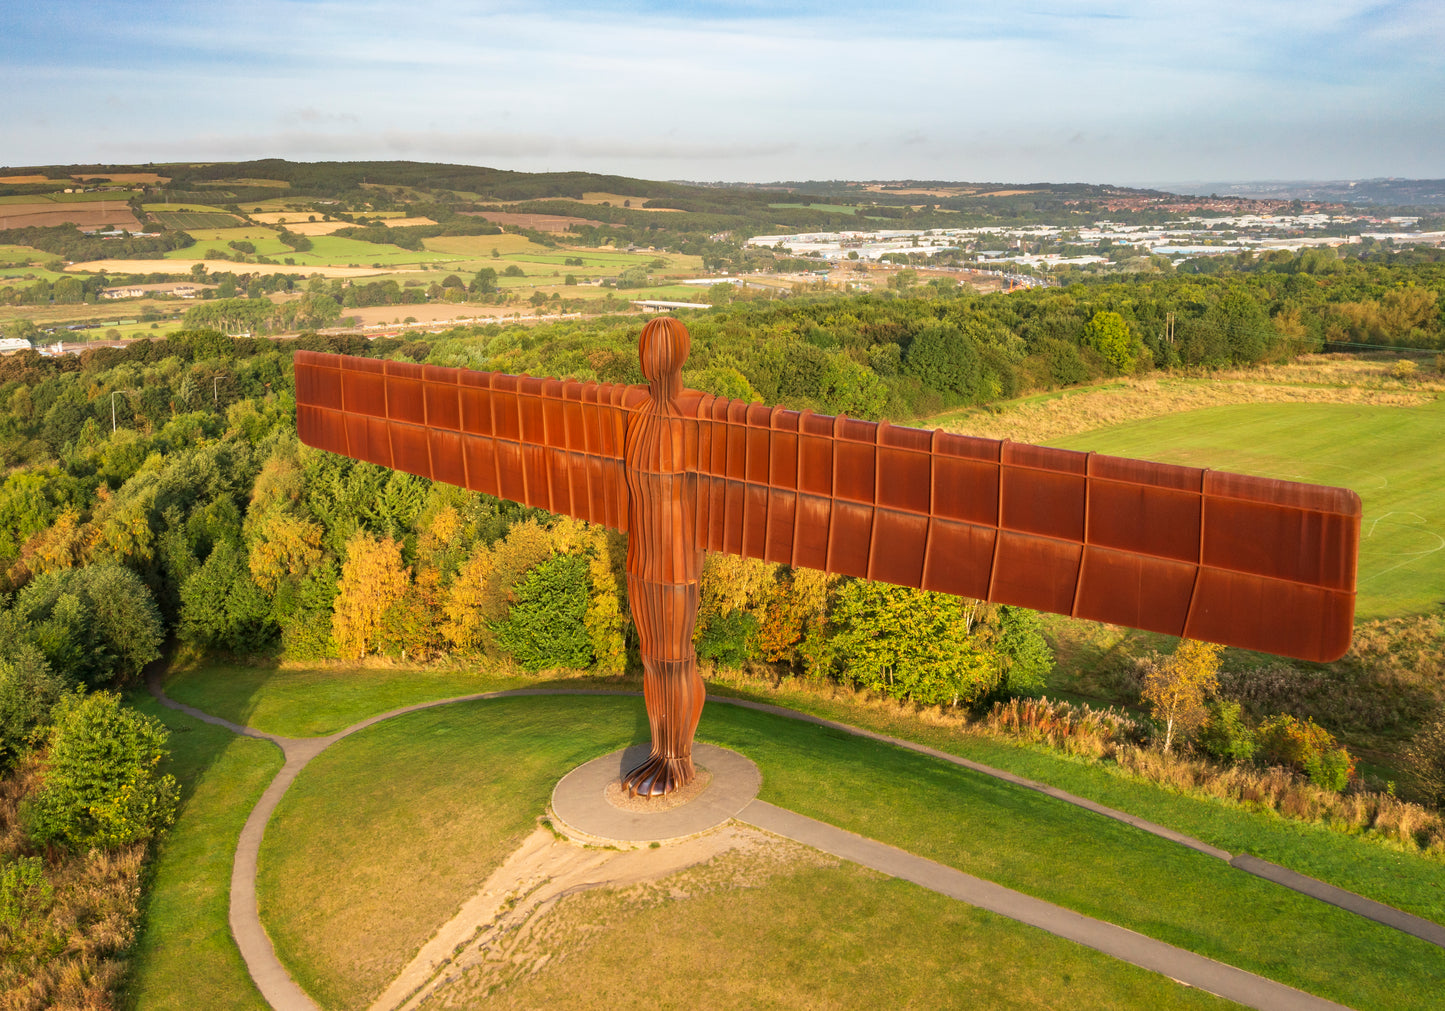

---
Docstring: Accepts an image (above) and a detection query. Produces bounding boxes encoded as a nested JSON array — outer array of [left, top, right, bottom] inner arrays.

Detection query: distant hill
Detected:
[[1162, 178, 1445, 207]]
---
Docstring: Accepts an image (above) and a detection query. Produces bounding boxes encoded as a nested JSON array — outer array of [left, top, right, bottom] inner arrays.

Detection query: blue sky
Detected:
[[2, 1, 1441, 185]]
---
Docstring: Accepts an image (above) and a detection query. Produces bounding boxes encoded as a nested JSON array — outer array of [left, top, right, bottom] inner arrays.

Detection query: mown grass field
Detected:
[[1047, 396, 1445, 620], [249, 691, 1442, 1011]]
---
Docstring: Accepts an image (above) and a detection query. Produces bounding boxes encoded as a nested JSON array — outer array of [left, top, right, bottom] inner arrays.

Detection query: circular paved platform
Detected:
[[550, 744, 761, 846]]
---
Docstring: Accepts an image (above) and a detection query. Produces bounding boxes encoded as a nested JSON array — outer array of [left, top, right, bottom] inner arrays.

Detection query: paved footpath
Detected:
[[148, 677, 1441, 1010]]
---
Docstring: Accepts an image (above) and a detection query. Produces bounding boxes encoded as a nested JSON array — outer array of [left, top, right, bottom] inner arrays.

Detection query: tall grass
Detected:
[[0, 758, 145, 1011]]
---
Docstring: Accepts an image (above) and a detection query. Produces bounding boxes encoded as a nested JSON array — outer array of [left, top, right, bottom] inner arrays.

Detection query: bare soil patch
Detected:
[[65, 259, 418, 278], [379, 216, 437, 228], [0, 174, 61, 185], [0, 203, 141, 230], [463, 210, 606, 232]]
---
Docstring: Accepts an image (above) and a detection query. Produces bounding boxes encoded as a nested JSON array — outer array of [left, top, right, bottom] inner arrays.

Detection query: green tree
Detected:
[[14, 566, 163, 686], [492, 553, 592, 671], [985, 605, 1053, 696], [22, 692, 178, 851], [1081, 310, 1136, 374], [832, 581, 993, 707], [904, 322, 982, 403], [179, 541, 273, 653], [471, 267, 498, 294], [1196, 698, 1256, 764]]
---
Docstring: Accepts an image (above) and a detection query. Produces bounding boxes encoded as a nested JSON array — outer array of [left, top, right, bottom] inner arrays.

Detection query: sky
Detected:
[[2, 0, 1442, 187]]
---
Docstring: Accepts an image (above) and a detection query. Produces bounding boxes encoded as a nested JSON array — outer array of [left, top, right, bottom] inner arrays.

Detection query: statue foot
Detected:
[[622, 752, 695, 797]]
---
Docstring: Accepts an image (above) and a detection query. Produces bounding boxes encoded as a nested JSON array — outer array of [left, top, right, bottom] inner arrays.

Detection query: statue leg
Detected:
[[622, 577, 704, 797]]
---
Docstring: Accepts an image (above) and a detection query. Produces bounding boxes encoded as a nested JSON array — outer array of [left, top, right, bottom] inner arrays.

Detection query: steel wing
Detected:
[[293, 350, 643, 531], [680, 392, 1360, 663]]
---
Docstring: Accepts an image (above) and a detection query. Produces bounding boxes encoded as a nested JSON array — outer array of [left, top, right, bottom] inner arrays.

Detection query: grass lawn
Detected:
[[252, 692, 1443, 1011], [443, 861, 1235, 1011], [123, 691, 283, 1011], [160, 663, 532, 737], [257, 695, 1233, 1011], [1047, 398, 1445, 619]]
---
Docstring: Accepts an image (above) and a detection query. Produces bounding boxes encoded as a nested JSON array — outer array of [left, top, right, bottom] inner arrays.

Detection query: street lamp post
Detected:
[[111, 389, 136, 433]]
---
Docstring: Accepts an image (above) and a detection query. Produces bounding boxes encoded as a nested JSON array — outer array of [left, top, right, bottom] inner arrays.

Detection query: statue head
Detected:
[[639, 316, 689, 400]]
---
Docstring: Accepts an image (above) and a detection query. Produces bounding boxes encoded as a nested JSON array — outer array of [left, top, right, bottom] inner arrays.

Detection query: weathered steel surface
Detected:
[[294, 317, 1361, 794]]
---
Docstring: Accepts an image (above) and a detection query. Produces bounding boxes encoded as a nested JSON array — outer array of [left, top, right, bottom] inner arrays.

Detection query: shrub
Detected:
[[0, 855, 51, 931], [1196, 699, 1256, 764], [1256, 713, 1356, 792], [697, 609, 760, 670], [22, 693, 178, 852], [0, 646, 66, 770]]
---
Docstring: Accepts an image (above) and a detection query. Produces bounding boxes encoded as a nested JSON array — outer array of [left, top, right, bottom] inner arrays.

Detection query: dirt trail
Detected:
[[370, 823, 799, 1011]]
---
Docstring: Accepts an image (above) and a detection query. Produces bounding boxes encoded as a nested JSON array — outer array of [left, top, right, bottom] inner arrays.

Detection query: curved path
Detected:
[[147, 674, 1440, 1011]]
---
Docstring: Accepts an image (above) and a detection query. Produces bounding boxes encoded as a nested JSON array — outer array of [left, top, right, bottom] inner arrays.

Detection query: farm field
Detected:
[[769, 202, 860, 214], [0, 244, 43, 265], [141, 202, 235, 214], [0, 293, 188, 330], [1046, 397, 1445, 620], [0, 200, 140, 230], [163, 226, 295, 258], [150, 210, 246, 230], [64, 258, 414, 278], [464, 209, 607, 231], [244, 690, 1438, 1011], [421, 233, 565, 258]]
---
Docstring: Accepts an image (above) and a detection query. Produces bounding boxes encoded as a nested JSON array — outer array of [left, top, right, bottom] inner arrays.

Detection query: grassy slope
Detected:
[[470, 863, 1235, 1011], [1047, 397, 1445, 620], [255, 693, 1444, 1011], [123, 692, 282, 1011]]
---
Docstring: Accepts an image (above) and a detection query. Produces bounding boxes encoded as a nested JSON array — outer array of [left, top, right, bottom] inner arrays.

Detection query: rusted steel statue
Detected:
[[294, 317, 1360, 796]]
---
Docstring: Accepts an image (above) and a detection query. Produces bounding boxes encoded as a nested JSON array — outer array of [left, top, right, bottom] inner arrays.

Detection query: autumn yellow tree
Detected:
[[247, 511, 323, 596], [332, 530, 409, 660], [1141, 639, 1222, 752]]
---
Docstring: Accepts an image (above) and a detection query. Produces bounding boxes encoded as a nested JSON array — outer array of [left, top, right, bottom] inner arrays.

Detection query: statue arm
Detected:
[[683, 394, 1360, 663], [293, 350, 643, 532]]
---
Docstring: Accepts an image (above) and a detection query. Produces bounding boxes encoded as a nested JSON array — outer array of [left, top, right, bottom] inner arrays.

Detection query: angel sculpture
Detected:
[[295, 317, 1360, 796]]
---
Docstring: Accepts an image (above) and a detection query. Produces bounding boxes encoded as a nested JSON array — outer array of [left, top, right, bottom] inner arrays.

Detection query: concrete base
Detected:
[[549, 744, 761, 847]]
